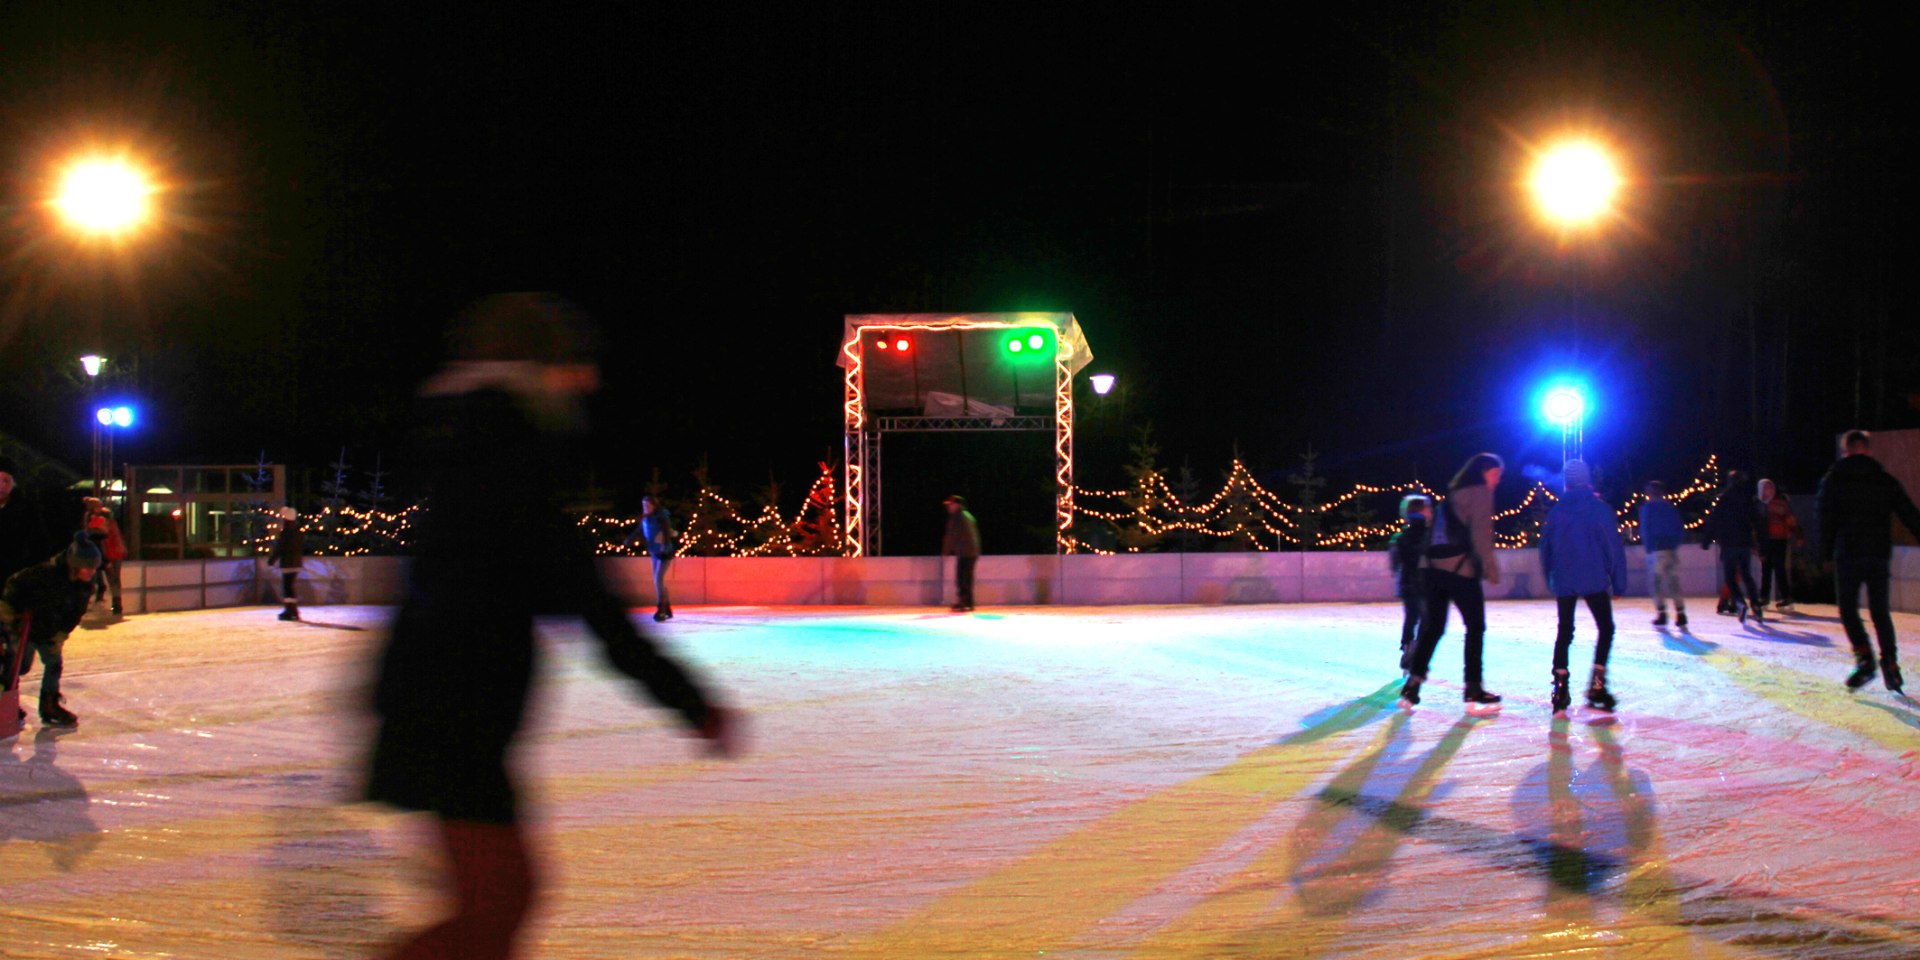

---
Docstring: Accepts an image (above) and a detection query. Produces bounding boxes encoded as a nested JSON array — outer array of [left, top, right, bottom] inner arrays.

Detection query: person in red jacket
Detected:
[[81, 497, 128, 618], [1754, 479, 1803, 611]]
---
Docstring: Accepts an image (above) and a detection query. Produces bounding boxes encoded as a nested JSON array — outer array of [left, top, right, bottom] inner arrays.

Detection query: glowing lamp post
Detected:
[[1088, 373, 1116, 396], [83, 355, 106, 488], [1542, 387, 1586, 464], [95, 405, 135, 492], [53, 157, 154, 237], [1528, 141, 1621, 230]]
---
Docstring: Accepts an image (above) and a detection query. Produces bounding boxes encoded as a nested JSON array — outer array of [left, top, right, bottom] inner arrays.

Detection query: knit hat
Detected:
[[448, 292, 601, 363], [943, 494, 968, 508], [1563, 460, 1593, 490], [67, 530, 103, 568]]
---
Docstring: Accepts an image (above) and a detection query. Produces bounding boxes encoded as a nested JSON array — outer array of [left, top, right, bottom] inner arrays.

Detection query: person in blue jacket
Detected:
[[1539, 460, 1628, 713], [1638, 480, 1687, 628], [623, 495, 679, 622]]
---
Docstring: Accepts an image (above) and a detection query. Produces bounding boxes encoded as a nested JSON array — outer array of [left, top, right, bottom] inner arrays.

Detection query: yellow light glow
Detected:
[[1528, 141, 1620, 228], [53, 157, 154, 235]]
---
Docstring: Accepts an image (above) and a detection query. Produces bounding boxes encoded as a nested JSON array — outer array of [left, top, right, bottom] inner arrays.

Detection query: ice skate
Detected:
[[1397, 676, 1422, 709], [1651, 609, 1669, 627], [1883, 659, 1904, 694], [278, 608, 300, 622], [1675, 611, 1689, 629], [1550, 669, 1571, 715], [1463, 685, 1502, 714], [1585, 665, 1617, 712], [40, 699, 77, 727], [1845, 657, 1878, 690]]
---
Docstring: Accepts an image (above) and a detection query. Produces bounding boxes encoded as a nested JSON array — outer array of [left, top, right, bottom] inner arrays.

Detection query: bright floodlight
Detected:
[[96, 407, 114, 426], [1089, 373, 1116, 395], [1543, 388, 1585, 425], [1529, 141, 1620, 227], [111, 406, 134, 428], [80, 354, 104, 377], [53, 157, 154, 235]]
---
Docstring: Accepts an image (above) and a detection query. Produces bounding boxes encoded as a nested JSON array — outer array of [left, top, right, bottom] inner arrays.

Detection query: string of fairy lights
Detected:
[[243, 455, 1724, 558], [1071, 454, 1725, 555], [241, 503, 423, 557]]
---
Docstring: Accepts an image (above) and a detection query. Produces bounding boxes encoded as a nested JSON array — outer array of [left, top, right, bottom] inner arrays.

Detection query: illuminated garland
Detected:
[[579, 462, 844, 558], [1071, 455, 1723, 552], [237, 456, 1724, 558], [242, 503, 423, 558]]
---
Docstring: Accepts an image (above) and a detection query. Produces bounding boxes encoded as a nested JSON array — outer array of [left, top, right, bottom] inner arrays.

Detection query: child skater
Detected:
[[1539, 460, 1628, 713], [1389, 494, 1433, 671]]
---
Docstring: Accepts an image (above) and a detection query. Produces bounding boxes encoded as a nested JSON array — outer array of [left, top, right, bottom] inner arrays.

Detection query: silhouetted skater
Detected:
[[1639, 481, 1687, 628], [368, 294, 741, 960], [1389, 494, 1433, 669], [268, 506, 304, 621], [1401, 453, 1505, 709], [1817, 429, 1920, 692], [941, 494, 980, 612]]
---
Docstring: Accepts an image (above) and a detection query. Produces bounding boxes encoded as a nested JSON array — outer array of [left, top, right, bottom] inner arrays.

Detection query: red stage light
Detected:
[[893, 338, 910, 352]]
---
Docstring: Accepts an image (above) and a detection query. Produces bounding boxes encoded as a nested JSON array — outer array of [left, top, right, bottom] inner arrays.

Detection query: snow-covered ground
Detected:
[[4, 598, 1918, 959]]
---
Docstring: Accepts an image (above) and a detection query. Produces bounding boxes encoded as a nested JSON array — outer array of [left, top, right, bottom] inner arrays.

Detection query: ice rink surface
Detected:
[[4, 597, 1919, 959]]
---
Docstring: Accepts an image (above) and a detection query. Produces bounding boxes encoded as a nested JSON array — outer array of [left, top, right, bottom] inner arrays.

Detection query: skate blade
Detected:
[[1465, 702, 1503, 716]]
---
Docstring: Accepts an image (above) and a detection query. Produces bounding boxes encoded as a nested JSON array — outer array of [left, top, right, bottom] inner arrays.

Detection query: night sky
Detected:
[[2, 2, 1914, 537]]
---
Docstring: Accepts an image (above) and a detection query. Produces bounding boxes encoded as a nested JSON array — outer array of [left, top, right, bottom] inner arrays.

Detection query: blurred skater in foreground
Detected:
[[368, 294, 741, 960]]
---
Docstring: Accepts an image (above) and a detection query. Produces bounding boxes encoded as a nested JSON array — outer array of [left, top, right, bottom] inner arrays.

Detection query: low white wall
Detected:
[[123, 546, 1920, 614], [120, 557, 409, 614], [604, 546, 1726, 607], [1896, 546, 1920, 613]]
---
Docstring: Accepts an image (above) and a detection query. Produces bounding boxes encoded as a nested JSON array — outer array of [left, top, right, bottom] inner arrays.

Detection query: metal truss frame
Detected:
[[842, 323, 1074, 557]]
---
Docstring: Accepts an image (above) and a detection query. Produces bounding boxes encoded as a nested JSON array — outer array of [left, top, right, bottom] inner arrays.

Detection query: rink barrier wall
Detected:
[[114, 545, 1920, 613]]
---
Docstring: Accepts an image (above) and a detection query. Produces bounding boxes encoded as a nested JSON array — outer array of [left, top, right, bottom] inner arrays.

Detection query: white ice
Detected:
[[4, 598, 1919, 958]]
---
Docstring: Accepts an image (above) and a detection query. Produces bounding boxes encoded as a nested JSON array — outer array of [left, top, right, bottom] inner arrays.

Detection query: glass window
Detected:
[[185, 469, 230, 493]]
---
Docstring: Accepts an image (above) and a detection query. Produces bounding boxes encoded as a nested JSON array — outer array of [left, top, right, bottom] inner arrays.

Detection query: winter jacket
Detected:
[[1702, 492, 1758, 553], [368, 375, 713, 823], [1426, 484, 1500, 584], [1388, 514, 1429, 594], [625, 510, 678, 559], [942, 509, 981, 558], [0, 494, 52, 588], [268, 527, 305, 570], [85, 512, 128, 563], [0, 556, 93, 648], [1540, 487, 1628, 597], [1638, 498, 1685, 552], [1816, 454, 1920, 561], [1758, 494, 1802, 544]]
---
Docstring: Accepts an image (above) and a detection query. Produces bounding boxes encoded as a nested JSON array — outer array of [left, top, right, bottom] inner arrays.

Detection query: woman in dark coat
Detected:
[[368, 294, 739, 960]]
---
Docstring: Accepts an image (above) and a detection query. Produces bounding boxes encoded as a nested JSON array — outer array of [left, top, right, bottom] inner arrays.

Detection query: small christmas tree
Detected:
[[790, 461, 843, 556], [1288, 445, 1328, 550]]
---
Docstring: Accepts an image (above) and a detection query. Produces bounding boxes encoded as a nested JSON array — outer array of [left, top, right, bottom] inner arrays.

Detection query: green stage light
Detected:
[[1004, 328, 1052, 358]]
